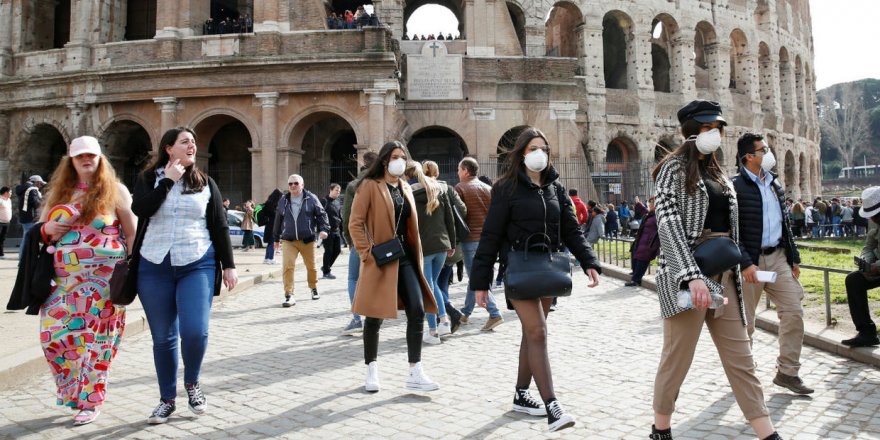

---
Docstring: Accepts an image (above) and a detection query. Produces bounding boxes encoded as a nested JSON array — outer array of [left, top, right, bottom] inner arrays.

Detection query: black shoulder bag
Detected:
[[367, 190, 406, 266], [445, 189, 469, 242]]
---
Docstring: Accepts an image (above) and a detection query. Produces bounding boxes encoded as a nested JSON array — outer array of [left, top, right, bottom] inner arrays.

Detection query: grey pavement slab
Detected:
[[0, 247, 879, 439]]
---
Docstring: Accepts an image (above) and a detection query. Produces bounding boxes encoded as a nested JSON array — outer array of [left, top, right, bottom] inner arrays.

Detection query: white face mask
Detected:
[[524, 149, 548, 172], [694, 128, 722, 155], [759, 150, 776, 172], [388, 158, 407, 177]]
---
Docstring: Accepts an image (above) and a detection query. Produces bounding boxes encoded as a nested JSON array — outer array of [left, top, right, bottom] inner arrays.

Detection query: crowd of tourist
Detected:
[[203, 14, 253, 35], [327, 6, 380, 29]]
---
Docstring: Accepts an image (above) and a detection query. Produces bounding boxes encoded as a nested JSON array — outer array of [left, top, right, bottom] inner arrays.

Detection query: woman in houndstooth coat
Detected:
[[648, 100, 783, 440]]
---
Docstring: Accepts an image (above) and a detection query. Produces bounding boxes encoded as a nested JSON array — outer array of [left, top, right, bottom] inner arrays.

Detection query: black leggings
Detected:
[[363, 260, 425, 364]]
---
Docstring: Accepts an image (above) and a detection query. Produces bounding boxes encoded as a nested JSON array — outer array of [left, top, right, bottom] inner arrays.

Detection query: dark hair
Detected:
[[496, 127, 552, 189], [361, 151, 378, 171], [568, 188, 578, 196], [358, 141, 411, 188], [478, 175, 493, 187], [144, 127, 207, 194], [587, 200, 597, 208], [651, 122, 726, 195], [458, 157, 479, 177], [737, 132, 764, 165], [328, 183, 341, 192], [0, 186, 8, 195]]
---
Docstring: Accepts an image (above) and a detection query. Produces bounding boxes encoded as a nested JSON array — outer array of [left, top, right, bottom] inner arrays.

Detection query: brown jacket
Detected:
[[455, 177, 492, 242], [350, 178, 438, 319]]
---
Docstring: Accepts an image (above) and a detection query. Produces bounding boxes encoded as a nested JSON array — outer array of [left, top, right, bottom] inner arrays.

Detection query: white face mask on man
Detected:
[[388, 158, 407, 177], [524, 149, 548, 172]]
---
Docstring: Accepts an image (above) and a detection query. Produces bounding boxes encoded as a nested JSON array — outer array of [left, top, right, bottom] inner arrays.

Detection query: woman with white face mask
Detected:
[[649, 101, 782, 440], [349, 141, 440, 393], [471, 127, 601, 432]]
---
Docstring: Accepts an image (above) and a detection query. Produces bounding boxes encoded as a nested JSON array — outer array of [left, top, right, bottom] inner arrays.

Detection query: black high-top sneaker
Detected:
[[649, 424, 673, 440], [545, 399, 575, 432], [512, 388, 546, 416]]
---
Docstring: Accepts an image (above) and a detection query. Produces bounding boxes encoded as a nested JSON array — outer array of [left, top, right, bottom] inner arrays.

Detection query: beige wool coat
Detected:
[[350, 178, 438, 319]]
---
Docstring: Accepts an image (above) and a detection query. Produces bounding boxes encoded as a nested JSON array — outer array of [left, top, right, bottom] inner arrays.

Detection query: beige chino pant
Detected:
[[741, 247, 805, 376], [281, 239, 318, 295], [653, 271, 770, 421]]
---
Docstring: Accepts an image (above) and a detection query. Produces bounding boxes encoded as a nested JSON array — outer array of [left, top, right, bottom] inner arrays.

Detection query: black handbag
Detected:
[[445, 190, 470, 242], [367, 190, 406, 267], [109, 256, 138, 305], [692, 236, 741, 277], [504, 233, 572, 300], [30, 241, 57, 305]]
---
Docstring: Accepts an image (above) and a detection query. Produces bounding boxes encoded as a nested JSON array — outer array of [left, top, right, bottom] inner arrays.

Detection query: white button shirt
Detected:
[[140, 169, 213, 266]]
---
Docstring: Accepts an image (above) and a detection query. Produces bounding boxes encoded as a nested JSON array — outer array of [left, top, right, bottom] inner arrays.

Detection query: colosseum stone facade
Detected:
[[0, 0, 819, 229]]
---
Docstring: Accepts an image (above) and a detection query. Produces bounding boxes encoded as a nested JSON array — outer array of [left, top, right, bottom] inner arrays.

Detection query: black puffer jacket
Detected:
[[731, 168, 800, 268], [469, 166, 600, 291]]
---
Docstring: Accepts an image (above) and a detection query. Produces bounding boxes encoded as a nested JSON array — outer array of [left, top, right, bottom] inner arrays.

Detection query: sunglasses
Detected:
[[288, 182, 301, 186]]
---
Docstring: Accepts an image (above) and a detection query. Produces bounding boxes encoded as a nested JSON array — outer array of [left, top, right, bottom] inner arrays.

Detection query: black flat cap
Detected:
[[677, 100, 727, 125]]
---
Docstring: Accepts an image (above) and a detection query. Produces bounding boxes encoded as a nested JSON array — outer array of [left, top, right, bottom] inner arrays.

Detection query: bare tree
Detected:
[[819, 83, 871, 169]]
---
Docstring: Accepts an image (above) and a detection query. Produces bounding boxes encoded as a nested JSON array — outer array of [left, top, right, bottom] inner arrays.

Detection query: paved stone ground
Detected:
[[1, 247, 880, 439]]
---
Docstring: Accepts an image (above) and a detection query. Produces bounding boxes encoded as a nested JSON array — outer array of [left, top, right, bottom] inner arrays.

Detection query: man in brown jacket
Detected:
[[455, 157, 504, 331]]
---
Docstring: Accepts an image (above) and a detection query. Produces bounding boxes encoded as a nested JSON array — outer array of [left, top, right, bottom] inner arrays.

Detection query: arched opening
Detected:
[[784, 150, 796, 190], [600, 137, 638, 204], [779, 47, 794, 113], [405, 3, 463, 40], [694, 21, 717, 90], [602, 11, 632, 90], [100, 120, 152, 191], [507, 2, 527, 54], [650, 15, 678, 93], [291, 112, 359, 192], [799, 152, 808, 197], [754, 0, 770, 31], [125, 0, 157, 40], [497, 126, 529, 178], [193, 116, 253, 205], [409, 127, 468, 183], [545, 2, 581, 57], [729, 29, 749, 92], [19, 124, 67, 181], [758, 42, 774, 112], [23, 0, 71, 51], [209, 0, 254, 34]]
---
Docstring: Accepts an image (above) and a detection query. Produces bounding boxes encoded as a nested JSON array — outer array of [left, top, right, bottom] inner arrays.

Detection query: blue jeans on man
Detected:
[[347, 249, 361, 322], [460, 241, 501, 318]]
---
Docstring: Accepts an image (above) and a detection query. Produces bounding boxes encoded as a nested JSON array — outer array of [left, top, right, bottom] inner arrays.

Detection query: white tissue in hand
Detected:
[[755, 271, 777, 283]]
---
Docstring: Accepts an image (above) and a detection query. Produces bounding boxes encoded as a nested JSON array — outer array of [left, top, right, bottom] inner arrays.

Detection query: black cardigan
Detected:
[[731, 168, 800, 268], [6, 222, 47, 314], [131, 171, 235, 297]]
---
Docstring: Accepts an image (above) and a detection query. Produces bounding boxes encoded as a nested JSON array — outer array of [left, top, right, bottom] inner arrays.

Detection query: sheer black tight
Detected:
[[512, 297, 555, 401]]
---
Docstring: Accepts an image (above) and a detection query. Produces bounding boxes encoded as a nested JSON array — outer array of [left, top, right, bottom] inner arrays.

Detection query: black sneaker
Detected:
[[185, 382, 207, 414], [649, 424, 673, 440], [311, 288, 320, 300], [545, 399, 575, 432], [147, 399, 176, 424], [842, 333, 880, 347], [512, 388, 546, 416]]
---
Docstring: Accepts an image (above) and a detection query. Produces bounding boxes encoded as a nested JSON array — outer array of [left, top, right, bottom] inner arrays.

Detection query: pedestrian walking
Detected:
[[260, 189, 283, 264], [789, 201, 805, 238], [455, 157, 504, 331], [649, 101, 782, 440], [0, 186, 10, 256], [585, 206, 605, 245], [841, 186, 880, 347], [625, 196, 659, 287], [320, 183, 343, 279], [568, 188, 588, 231], [273, 174, 330, 306], [841, 200, 854, 237], [349, 141, 440, 393], [132, 127, 238, 424], [241, 200, 255, 251], [605, 203, 619, 238], [28, 136, 136, 425], [404, 161, 456, 344], [732, 132, 813, 395], [853, 199, 868, 237], [471, 127, 601, 432], [16, 174, 45, 259], [619, 202, 632, 237], [340, 151, 378, 335]]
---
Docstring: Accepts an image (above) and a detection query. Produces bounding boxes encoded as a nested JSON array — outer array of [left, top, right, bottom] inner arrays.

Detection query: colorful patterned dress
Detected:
[[39, 199, 127, 410]]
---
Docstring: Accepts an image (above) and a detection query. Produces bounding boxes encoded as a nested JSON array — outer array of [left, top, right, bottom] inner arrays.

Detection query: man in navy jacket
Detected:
[[731, 132, 811, 395], [274, 174, 330, 307]]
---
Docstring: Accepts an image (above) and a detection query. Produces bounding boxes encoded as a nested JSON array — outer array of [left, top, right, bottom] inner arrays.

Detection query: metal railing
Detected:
[[788, 264, 851, 327]]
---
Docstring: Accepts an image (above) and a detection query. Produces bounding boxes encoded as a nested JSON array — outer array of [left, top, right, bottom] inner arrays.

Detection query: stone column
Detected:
[[0, 111, 8, 186], [465, 0, 495, 56], [66, 103, 88, 138], [153, 97, 178, 148], [579, 21, 605, 89], [0, 0, 12, 77], [760, 53, 782, 116], [550, 102, 578, 158], [255, 92, 280, 199], [672, 29, 695, 98], [64, 0, 93, 71], [744, 54, 763, 127], [254, 0, 281, 32], [365, 89, 386, 151]]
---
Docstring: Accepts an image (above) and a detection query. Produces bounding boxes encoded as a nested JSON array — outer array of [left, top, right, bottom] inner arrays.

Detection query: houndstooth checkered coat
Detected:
[[653, 156, 747, 325]]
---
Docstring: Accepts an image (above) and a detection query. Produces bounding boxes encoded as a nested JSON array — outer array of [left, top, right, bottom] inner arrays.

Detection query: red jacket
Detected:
[[571, 195, 588, 225]]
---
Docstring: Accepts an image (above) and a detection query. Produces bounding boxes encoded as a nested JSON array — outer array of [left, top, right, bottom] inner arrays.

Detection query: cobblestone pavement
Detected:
[[1, 248, 879, 439]]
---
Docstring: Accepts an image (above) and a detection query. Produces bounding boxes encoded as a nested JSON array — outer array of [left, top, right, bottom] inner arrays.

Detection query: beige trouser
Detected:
[[281, 239, 318, 295], [653, 271, 770, 421], [742, 247, 805, 376]]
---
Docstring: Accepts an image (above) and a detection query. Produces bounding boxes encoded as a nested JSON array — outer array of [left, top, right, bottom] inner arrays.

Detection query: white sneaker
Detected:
[[437, 321, 452, 337], [422, 331, 441, 345], [364, 361, 380, 392], [282, 296, 296, 307], [405, 362, 439, 391]]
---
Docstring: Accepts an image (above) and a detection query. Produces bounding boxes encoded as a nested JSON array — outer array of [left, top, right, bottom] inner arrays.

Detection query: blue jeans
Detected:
[[460, 241, 501, 318], [138, 247, 216, 401], [438, 264, 453, 306], [423, 251, 448, 330], [264, 240, 275, 260], [347, 249, 361, 321], [18, 222, 34, 259]]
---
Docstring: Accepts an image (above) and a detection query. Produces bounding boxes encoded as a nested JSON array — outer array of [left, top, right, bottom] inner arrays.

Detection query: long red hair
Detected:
[[41, 155, 122, 224]]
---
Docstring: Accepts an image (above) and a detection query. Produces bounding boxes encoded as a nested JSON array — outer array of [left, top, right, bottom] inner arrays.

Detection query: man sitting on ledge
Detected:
[[842, 186, 880, 348]]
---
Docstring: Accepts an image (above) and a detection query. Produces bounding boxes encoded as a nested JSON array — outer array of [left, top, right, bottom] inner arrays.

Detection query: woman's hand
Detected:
[[687, 278, 711, 310], [164, 159, 186, 182], [475, 290, 489, 308], [584, 268, 600, 287], [223, 268, 238, 290], [43, 220, 71, 241], [447, 248, 455, 257]]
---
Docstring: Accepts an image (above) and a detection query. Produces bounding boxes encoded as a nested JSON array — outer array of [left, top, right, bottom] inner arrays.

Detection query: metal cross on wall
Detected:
[[429, 41, 441, 57]]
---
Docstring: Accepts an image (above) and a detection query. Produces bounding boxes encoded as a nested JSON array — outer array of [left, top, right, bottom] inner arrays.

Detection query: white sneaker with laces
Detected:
[[405, 362, 439, 391], [546, 400, 576, 432], [282, 296, 296, 307], [422, 331, 441, 345], [437, 321, 452, 337], [364, 361, 380, 392]]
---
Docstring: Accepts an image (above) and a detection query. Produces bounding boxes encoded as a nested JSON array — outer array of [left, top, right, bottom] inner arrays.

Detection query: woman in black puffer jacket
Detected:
[[470, 127, 601, 433]]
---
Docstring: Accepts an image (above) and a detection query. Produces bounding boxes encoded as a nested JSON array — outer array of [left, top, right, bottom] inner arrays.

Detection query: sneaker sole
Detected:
[[282, 303, 293, 308], [188, 403, 207, 415], [548, 416, 576, 432], [342, 328, 363, 336], [512, 405, 546, 416], [405, 382, 440, 391], [364, 384, 380, 392], [73, 410, 100, 426], [422, 338, 441, 345]]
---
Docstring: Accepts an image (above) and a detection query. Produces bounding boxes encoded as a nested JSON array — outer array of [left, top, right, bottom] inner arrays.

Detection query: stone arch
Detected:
[[778, 46, 794, 113], [189, 108, 261, 148], [650, 14, 679, 93], [729, 29, 749, 92], [98, 119, 153, 190], [506, 2, 527, 54], [694, 21, 717, 90], [602, 10, 634, 90], [125, 0, 158, 40], [192, 115, 253, 205], [545, 1, 581, 57], [784, 149, 796, 191], [496, 125, 529, 178], [758, 41, 774, 112], [404, 0, 466, 39], [799, 151, 808, 197], [408, 126, 469, 183], [287, 111, 360, 193], [18, 123, 68, 182], [602, 135, 639, 204]]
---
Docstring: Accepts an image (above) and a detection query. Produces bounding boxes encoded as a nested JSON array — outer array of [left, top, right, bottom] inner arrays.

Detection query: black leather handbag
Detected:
[[504, 233, 572, 300], [692, 236, 741, 277], [370, 237, 406, 266], [445, 190, 470, 241]]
